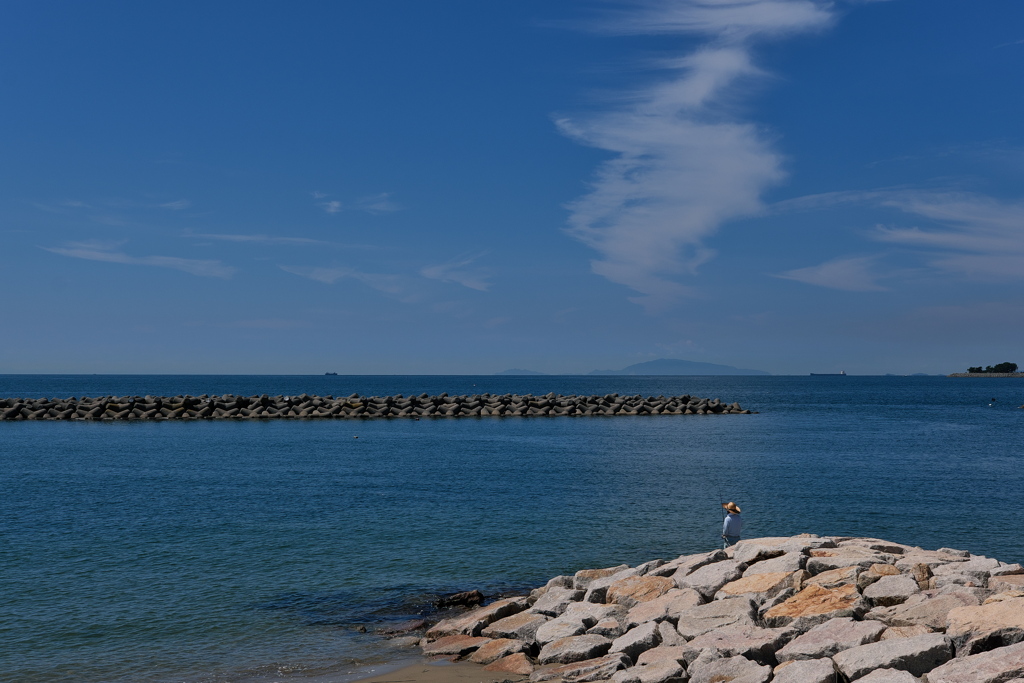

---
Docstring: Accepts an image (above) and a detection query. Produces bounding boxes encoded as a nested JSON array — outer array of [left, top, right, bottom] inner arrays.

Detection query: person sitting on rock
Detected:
[[722, 501, 742, 547]]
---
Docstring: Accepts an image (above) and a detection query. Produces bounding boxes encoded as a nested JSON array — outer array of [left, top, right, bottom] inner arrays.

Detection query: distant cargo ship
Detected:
[[325, 372, 338, 376], [810, 371, 847, 376]]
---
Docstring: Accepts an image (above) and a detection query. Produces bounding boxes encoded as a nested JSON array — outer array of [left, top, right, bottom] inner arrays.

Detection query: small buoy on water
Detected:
[[354, 435, 359, 439]]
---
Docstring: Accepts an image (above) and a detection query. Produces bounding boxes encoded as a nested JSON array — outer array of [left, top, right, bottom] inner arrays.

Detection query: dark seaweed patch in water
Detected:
[[252, 582, 536, 629]]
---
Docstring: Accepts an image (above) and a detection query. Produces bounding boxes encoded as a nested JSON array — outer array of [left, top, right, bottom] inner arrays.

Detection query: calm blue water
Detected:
[[2, 375, 1023, 683]]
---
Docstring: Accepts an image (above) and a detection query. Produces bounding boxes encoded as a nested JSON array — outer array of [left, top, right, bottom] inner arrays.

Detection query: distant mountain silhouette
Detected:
[[589, 358, 770, 376], [495, 368, 547, 375]]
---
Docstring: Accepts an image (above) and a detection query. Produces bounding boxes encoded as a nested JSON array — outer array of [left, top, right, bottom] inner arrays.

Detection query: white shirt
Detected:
[[723, 513, 742, 537]]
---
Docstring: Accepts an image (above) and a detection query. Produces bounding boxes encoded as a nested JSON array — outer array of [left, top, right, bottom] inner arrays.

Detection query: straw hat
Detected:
[[722, 502, 741, 514]]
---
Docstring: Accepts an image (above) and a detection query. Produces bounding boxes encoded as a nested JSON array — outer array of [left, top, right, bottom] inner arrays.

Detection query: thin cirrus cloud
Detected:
[[560, 0, 834, 310], [420, 253, 491, 291], [776, 189, 1024, 283], [43, 241, 236, 278], [188, 232, 331, 246], [278, 264, 406, 295], [314, 192, 401, 215], [776, 255, 888, 291]]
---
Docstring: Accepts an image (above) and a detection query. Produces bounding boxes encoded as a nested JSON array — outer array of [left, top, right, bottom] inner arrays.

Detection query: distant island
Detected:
[[949, 361, 1023, 378], [589, 358, 770, 376]]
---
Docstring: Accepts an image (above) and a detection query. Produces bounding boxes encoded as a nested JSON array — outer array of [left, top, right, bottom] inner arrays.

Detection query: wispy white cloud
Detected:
[[778, 189, 1024, 282], [159, 199, 191, 210], [420, 252, 491, 291], [279, 265, 406, 295], [356, 192, 401, 214], [319, 200, 343, 214], [188, 232, 330, 246], [561, 0, 835, 310], [776, 255, 888, 291], [43, 241, 236, 278]]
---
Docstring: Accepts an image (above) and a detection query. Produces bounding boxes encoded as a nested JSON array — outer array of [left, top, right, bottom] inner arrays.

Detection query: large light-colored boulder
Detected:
[[734, 543, 786, 566], [607, 576, 676, 608], [777, 617, 886, 662], [685, 623, 796, 664], [881, 625, 933, 640], [858, 563, 903, 590], [470, 638, 531, 664], [855, 668, 917, 682], [864, 575, 920, 607], [946, 597, 1024, 656], [674, 597, 757, 639], [533, 587, 586, 616], [831, 633, 952, 680], [838, 538, 913, 555], [714, 571, 799, 603], [426, 597, 529, 637], [743, 552, 807, 576], [482, 611, 549, 641], [530, 653, 632, 682], [636, 645, 690, 667], [588, 618, 624, 639], [806, 566, 862, 589], [924, 641, 1024, 683], [625, 588, 704, 628], [612, 659, 686, 683], [422, 634, 491, 656], [653, 550, 726, 578], [657, 621, 685, 647], [575, 565, 631, 590], [688, 652, 771, 683], [807, 548, 893, 575], [895, 550, 970, 572], [675, 559, 746, 600], [609, 621, 661, 663], [484, 652, 535, 675], [538, 634, 613, 665], [564, 601, 622, 625], [536, 615, 589, 645], [763, 584, 868, 629], [878, 590, 982, 630], [586, 569, 640, 603], [991, 575, 1024, 592], [932, 557, 1002, 584], [772, 658, 837, 683]]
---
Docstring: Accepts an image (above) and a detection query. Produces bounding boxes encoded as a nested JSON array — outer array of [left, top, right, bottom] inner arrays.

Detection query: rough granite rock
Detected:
[[991, 564, 1024, 577], [538, 634, 613, 665], [806, 548, 894, 575], [924, 641, 1024, 683], [881, 625, 933, 640], [533, 587, 586, 616], [763, 584, 869, 629], [777, 617, 886, 662], [674, 597, 757, 639], [575, 565, 631, 591], [483, 652, 535, 675], [895, 551, 969, 572], [991, 575, 1024, 593], [932, 557, 1002, 584], [536, 615, 589, 645], [563, 602, 622, 624], [586, 569, 640, 603], [685, 623, 796, 665], [655, 550, 727, 579], [607, 576, 677, 608], [469, 638, 531, 664], [482, 611, 549, 641], [657, 621, 685, 647], [945, 597, 1024, 656], [864, 575, 921, 607], [612, 659, 686, 683], [831, 633, 952, 680], [878, 590, 982, 630], [588, 618, 625, 639], [743, 552, 807, 576], [625, 588, 704, 628], [426, 597, 529, 638], [422, 634, 492, 656], [714, 571, 798, 603], [688, 652, 772, 683], [859, 564, 903, 591], [609, 622, 662, 663], [734, 544, 786, 566], [636, 645, 690, 667], [530, 653, 632, 682], [675, 560, 747, 600], [806, 565, 863, 589], [855, 668, 918, 682], [839, 539, 914, 555], [771, 658, 837, 683]]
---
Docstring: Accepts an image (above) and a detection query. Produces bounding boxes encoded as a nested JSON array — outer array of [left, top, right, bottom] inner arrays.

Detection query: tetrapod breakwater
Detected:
[[0, 392, 753, 421]]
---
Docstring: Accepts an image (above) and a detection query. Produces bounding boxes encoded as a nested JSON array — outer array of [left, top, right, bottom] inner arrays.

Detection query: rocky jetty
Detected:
[[415, 535, 1024, 682], [0, 393, 752, 421]]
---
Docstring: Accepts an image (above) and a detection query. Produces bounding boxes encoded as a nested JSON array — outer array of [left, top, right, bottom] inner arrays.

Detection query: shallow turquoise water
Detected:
[[2, 375, 1023, 682]]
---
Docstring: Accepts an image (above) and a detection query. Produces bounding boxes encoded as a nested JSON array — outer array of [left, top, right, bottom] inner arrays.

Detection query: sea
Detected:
[[2, 374, 1023, 683]]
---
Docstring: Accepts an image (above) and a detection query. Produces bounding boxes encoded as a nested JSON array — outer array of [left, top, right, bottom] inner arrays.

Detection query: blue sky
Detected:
[[2, 0, 1022, 375]]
